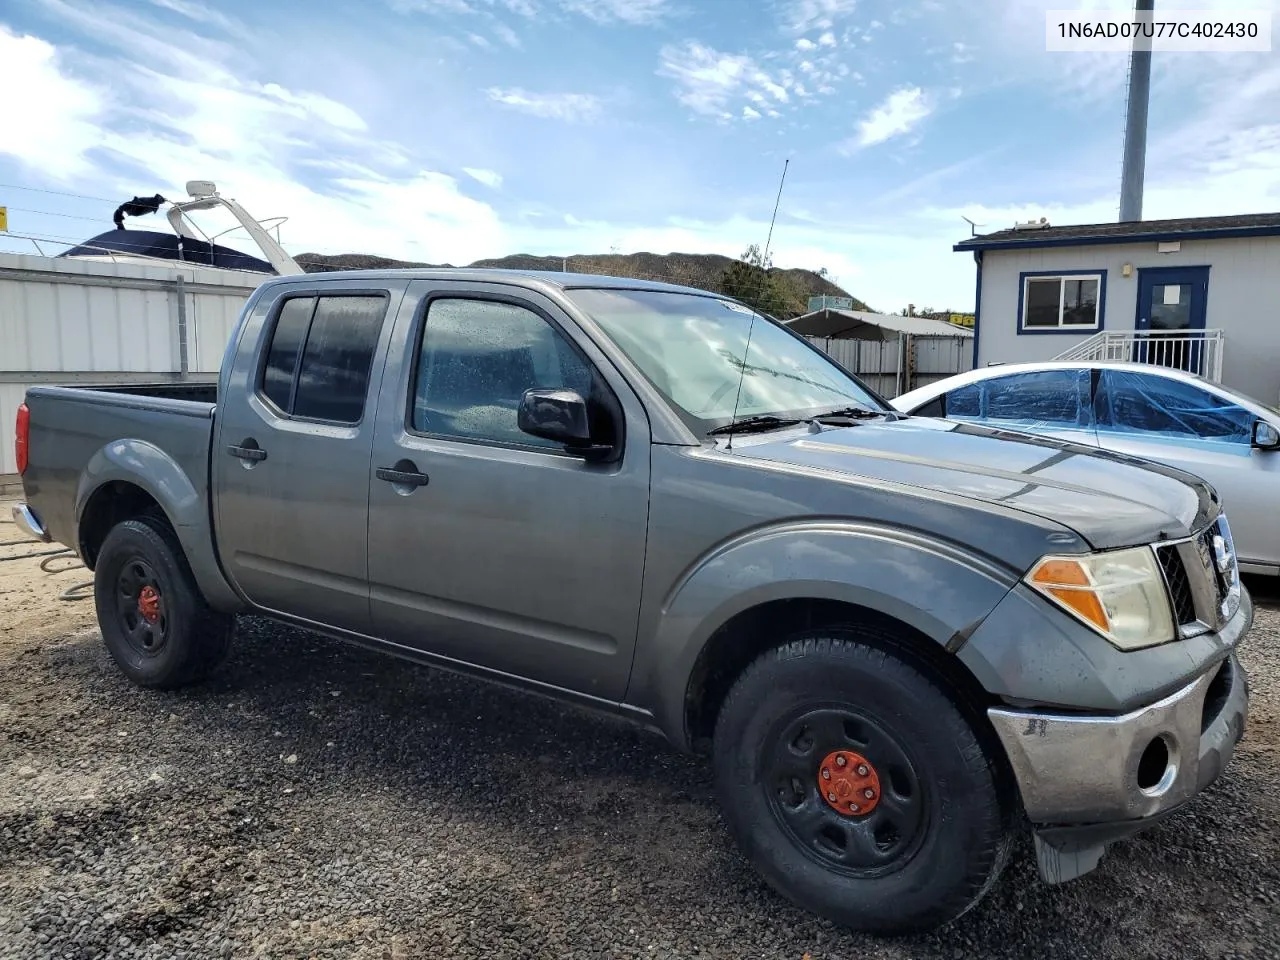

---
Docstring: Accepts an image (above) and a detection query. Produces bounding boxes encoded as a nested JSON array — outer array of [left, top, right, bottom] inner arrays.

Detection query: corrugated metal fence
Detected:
[[1, 252, 263, 481], [804, 335, 972, 399]]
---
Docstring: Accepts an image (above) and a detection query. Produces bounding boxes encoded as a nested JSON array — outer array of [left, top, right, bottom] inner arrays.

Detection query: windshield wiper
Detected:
[[707, 415, 803, 436], [808, 406, 884, 424]]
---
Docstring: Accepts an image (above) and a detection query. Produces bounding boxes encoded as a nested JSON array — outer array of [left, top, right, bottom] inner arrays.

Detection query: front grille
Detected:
[[1154, 515, 1241, 635], [1157, 547, 1197, 626]]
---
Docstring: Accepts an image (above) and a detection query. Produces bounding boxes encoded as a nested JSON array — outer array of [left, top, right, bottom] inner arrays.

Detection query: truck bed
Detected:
[[19, 383, 217, 556], [67, 382, 219, 405]]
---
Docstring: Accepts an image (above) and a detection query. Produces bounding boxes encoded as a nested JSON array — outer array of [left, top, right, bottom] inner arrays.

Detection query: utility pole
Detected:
[[1119, 0, 1154, 222]]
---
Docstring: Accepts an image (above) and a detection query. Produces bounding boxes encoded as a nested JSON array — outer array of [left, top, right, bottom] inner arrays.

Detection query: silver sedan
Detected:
[[890, 360, 1280, 575]]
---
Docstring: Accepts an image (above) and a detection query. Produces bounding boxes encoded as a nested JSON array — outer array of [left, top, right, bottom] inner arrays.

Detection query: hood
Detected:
[[730, 416, 1219, 550]]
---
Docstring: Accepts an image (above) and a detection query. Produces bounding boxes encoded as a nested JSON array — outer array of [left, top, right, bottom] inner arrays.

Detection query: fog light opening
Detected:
[[1137, 736, 1174, 794]]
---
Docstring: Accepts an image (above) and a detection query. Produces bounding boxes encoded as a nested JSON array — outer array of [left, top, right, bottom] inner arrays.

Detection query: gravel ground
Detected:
[[1, 521, 1278, 960]]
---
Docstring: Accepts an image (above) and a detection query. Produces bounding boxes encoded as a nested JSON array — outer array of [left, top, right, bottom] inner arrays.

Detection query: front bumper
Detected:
[[988, 645, 1249, 882]]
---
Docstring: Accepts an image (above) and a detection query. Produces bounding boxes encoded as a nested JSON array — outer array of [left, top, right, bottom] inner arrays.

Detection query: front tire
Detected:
[[94, 515, 233, 689], [712, 630, 1013, 935]]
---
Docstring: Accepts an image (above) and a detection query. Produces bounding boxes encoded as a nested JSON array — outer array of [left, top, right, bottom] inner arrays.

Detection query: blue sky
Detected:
[[1, 0, 1278, 311]]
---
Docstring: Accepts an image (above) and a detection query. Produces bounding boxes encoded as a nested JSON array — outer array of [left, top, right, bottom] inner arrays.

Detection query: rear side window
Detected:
[[984, 369, 1089, 426], [262, 297, 313, 411], [945, 383, 981, 418], [259, 294, 387, 424]]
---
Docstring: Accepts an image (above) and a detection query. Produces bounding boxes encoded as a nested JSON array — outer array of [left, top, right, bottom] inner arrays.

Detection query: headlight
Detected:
[[1025, 546, 1175, 651]]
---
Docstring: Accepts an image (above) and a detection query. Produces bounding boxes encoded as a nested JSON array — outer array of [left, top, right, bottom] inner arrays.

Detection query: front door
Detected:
[[213, 281, 401, 635], [1135, 266, 1210, 374], [366, 281, 652, 701]]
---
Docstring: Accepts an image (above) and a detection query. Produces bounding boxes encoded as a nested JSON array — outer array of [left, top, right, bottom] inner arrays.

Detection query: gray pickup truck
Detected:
[[12, 269, 1251, 933]]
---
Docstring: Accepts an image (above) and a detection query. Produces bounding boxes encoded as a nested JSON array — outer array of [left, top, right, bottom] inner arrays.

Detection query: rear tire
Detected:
[[94, 515, 233, 689], [712, 629, 1013, 935]]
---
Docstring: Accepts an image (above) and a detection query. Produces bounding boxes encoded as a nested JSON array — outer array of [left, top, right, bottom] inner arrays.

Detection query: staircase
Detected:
[[1054, 329, 1224, 382]]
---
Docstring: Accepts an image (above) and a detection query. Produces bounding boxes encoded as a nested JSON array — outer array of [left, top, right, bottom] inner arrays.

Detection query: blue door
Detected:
[[1134, 266, 1210, 374]]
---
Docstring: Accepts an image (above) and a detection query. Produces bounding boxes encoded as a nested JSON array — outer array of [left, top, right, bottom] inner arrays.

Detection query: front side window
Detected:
[[1021, 274, 1102, 332], [945, 370, 1090, 427], [1095, 370, 1253, 444], [412, 298, 598, 449], [258, 294, 387, 424], [565, 288, 887, 434]]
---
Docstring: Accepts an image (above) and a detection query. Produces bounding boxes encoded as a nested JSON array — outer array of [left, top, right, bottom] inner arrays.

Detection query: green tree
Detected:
[[718, 245, 806, 320]]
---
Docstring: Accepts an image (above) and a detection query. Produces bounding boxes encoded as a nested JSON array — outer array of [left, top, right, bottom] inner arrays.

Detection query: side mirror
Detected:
[[518, 389, 613, 458], [1252, 419, 1280, 450]]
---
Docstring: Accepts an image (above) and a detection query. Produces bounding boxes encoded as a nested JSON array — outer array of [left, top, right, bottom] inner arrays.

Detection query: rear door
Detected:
[[1093, 368, 1280, 569], [936, 368, 1099, 446], [365, 281, 652, 700], [213, 280, 403, 633]]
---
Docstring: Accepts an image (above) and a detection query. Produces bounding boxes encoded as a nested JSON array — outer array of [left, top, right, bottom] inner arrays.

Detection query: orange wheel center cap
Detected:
[[817, 750, 880, 816], [138, 585, 161, 624]]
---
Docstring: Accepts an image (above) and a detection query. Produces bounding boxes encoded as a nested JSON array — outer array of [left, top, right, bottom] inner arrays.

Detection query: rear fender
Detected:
[[75, 439, 244, 612], [637, 521, 1021, 748]]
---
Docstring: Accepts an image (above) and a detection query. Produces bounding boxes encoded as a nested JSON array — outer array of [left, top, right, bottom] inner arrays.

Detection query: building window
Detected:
[[1020, 273, 1102, 332]]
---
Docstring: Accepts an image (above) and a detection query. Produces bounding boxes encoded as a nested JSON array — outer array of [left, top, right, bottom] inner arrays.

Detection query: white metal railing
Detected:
[[1054, 329, 1224, 382]]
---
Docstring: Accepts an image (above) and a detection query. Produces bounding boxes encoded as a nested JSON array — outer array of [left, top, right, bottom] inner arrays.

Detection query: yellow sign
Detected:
[[0, 207, 7, 232]]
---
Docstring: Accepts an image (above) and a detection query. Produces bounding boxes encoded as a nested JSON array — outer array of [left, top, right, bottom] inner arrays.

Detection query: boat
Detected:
[[1, 179, 301, 488]]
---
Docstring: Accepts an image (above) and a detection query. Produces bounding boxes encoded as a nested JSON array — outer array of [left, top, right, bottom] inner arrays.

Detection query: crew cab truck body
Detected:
[[13, 269, 1251, 934]]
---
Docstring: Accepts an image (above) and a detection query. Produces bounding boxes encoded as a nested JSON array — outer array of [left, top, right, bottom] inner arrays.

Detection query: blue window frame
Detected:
[[1017, 270, 1107, 334]]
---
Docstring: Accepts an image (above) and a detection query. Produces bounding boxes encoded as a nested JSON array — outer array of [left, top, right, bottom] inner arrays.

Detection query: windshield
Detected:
[[566, 288, 888, 434]]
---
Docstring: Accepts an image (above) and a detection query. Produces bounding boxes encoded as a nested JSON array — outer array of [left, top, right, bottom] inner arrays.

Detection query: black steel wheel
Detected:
[[712, 630, 1014, 935], [94, 514, 233, 689], [763, 706, 927, 878], [113, 556, 169, 658]]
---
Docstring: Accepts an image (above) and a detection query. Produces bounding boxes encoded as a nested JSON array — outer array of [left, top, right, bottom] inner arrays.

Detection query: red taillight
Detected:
[[15, 402, 29, 475]]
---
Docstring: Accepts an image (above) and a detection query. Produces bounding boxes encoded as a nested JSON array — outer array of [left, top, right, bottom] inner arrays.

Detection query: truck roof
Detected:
[[263, 267, 721, 298]]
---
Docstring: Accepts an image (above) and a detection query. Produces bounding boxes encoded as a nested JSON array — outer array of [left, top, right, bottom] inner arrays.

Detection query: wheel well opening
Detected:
[[79, 482, 167, 570], [683, 598, 1000, 756]]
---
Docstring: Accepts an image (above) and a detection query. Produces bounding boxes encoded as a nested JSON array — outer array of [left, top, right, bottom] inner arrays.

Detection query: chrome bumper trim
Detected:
[[10, 503, 51, 544], [988, 651, 1248, 825]]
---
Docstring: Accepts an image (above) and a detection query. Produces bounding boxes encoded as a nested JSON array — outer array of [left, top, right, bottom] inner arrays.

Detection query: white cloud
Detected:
[[743, 105, 762, 120], [262, 84, 367, 131], [492, 21, 522, 47], [817, 30, 836, 46], [657, 41, 794, 120], [467, 31, 494, 48], [144, 0, 249, 36], [463, 167, 504, 188], [0, 20, 508, 266], [389, 0, 477, 12], [795, 37, 816, 50], [559, 0, 670, 24], [781, 0, 857, 33], [851, 86, 932, 148], [485, 87, 603, 121], [0, 26, 104, 180]]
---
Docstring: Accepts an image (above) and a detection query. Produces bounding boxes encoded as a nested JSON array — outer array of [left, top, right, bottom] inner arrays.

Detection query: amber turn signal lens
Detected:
[[1030, 558, 1110, 633]]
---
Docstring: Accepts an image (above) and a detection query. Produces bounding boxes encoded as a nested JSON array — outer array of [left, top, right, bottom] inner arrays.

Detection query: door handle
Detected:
[[376, 466, 429, 487], [227, 442, 267, 462]]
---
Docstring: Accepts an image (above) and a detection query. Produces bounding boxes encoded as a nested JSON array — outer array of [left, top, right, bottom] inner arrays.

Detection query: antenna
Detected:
[[961, 215, 984, 237], [725, 158, 789, 452]]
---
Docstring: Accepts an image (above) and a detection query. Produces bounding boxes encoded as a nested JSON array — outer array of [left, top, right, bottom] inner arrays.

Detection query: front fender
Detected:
[[75, 439, 244, 612], [633, 520, 1021, 749]]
